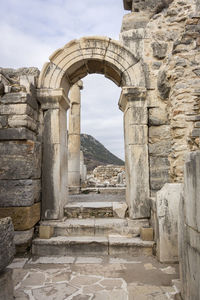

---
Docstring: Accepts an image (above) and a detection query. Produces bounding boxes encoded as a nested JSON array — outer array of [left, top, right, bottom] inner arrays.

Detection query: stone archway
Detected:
[[37, 36, 150, 220]]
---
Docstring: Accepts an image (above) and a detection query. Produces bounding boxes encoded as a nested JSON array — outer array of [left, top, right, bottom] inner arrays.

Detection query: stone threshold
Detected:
[[40, 218, 149, 237], [64, 201, 128, 218], [32, 235, 154, 257]]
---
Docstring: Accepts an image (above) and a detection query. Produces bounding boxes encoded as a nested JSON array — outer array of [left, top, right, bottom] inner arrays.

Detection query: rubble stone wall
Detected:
[[0, 68, 41, 251], [121, 0, 200, 195]]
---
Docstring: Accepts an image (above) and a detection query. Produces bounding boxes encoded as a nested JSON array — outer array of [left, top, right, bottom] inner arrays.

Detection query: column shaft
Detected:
[[68, 81, 83, 193]]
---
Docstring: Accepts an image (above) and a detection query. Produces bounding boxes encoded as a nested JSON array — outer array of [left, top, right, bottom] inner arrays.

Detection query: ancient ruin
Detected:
[[0, 0, 200, 299]]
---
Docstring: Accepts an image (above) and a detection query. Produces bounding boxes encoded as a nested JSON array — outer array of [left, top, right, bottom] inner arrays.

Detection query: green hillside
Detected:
[[80, 134, 124, 171]]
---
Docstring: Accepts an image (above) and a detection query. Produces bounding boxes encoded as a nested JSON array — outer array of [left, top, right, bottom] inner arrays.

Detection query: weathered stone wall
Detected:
[[0, 217, 15, 300], [0, 68, 41, 251], [121, 0, 200, 195], [179, 151, 200, 300], [87, 165, 125, 187]]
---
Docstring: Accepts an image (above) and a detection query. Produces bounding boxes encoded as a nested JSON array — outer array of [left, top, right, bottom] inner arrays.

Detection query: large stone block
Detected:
[[179, 151, 200, 300], [149, 106, 168, 126], [0, 141, 41, 179], [149, 140, 171, 156], [151, 42, 168, 59], [0, 115, 7, 128], [0, 179, 41, 206], [0, 127, 36, 141], [156, 183, 182, 263], [0, 217, 15, 271], [1, 92, 38, 111], [129, 125, 148, 145], [157, 70, 171, 100], [0, 202, 40, 230], [184, 151, 200, 232], [14, 228, 34, 252], [126, 144, 150, 219], [150, 156, 170, 191], [0, 103, 37, 119], [8, 114, 37, 132], [179, 218, 200, 300], [0, 269, 14, 300]]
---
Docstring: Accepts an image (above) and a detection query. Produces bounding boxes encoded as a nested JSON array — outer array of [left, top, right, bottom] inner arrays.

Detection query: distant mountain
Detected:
[[80, 134, 124, 171]]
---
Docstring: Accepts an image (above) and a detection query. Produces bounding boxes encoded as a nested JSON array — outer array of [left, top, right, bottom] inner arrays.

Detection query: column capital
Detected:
[[37, 88, 70, 110], [118, 86, 146, 112]]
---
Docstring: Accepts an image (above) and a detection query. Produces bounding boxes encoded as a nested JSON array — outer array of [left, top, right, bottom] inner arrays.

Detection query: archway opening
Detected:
[[67, 74, 125, 197], [38, 36, 149, 220]]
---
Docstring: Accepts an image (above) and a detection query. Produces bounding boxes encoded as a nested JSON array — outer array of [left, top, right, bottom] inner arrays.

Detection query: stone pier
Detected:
[[68, 81, 83, 194], [119, 87, 150, 219]]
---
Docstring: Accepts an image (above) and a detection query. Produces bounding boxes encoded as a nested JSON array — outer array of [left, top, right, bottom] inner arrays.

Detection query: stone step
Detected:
[[64, 201, 127, 218], [40, 218, 149, 237], [81, 187, 126, 195], [32, 235, 154, 257]]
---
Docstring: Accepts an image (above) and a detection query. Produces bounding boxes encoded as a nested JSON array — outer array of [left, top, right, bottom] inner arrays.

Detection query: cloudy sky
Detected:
[[0, 0, 127, 159]]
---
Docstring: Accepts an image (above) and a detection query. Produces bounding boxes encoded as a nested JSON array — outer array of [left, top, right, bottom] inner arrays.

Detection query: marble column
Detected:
[[68, 81, 83, 194], [37, 88, 69, 220], [119, 87, 150, 219]]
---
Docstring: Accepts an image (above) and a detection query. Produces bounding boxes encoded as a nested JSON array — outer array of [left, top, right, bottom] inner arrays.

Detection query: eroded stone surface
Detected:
[[156, 183, 182, 263], [0, 268, 14, 300], [0, 217, 15, 271]]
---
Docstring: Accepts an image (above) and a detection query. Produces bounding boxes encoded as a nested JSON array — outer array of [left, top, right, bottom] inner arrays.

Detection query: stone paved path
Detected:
[[9, 255, 179, 299]]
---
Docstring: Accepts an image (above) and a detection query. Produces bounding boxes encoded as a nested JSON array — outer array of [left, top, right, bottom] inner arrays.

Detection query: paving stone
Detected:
[[75, 257, 103, 264], [21, 271, 46, 287], [8, 258, 28, 269], [72, 295, 91, 300], [70, 275, 101, 286], [14, 289, 29, 300], [28, 256, 75, 264], [109, 257, 142, 264], [32, 283, 78, 300], [144, 263, 157, 270], [12, 268, 29, 289], [82, 284, 104, 294], [99, 278, 123, 289]]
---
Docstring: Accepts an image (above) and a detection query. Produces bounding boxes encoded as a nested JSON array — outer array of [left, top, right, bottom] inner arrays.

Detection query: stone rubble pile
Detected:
[[87, 165, 126, 187]]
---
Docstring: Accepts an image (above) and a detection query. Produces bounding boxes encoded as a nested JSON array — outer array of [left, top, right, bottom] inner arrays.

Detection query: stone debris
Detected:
[[160, 266, 176, 275], [87, 165, 126, 188]]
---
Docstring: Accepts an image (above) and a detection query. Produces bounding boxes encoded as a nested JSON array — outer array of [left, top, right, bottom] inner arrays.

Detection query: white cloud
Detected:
[[81, 75, 124, 160], [0, 0, 125, 159]]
